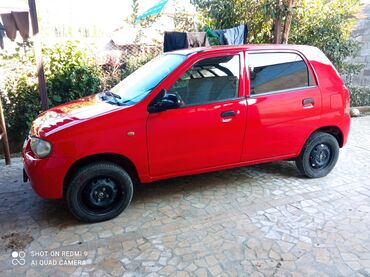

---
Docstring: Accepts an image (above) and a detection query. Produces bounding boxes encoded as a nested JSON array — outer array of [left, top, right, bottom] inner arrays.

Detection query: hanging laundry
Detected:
[[212, 24, 248, 45], [224, 25, 247, 45], [1, 13, 17, 41], [0, 23, 5, 49], [163, 31, 209, 52], [12, 12, 30, 40], [186, 32, 209, 48], [164, 32, 187, 52], [0, 11, 30, 41]]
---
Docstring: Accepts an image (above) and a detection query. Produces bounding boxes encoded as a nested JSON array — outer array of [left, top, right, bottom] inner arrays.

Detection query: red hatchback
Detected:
[[23, 45, 350, 222]]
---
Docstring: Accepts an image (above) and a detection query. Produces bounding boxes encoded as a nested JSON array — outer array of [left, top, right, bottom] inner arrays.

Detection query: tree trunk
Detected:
[[0, 99, 11, 165], [273, 0, 282, 44], [282, 0, 294, 44]]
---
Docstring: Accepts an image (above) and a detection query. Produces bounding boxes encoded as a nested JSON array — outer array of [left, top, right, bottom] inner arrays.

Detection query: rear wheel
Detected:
[[295, 132, 339, 178], [66, 162, 133, 222]]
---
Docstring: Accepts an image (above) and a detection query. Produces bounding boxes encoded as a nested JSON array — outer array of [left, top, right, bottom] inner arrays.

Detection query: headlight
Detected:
[[30, 137, 52, 158]]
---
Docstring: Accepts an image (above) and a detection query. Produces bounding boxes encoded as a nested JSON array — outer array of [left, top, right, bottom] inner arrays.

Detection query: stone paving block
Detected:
[[0, 117, 370, 276]]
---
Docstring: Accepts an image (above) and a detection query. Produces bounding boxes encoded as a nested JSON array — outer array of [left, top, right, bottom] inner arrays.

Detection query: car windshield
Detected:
[[105, 54, 186, 105]]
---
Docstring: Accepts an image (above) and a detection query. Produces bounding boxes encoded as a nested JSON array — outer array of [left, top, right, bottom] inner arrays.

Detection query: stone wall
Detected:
[[352, 1, 370, 86]]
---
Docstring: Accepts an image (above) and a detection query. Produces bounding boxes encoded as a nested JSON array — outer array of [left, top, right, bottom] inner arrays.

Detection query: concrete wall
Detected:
[[352, 1, 370, 86]]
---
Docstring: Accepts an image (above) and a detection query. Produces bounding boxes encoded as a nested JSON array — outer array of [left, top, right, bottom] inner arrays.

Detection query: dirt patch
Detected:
[[1, 232, 34, 253]]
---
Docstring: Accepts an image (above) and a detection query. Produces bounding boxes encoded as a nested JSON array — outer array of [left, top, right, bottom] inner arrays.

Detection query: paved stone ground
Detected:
[[0, 117, 370, 277]]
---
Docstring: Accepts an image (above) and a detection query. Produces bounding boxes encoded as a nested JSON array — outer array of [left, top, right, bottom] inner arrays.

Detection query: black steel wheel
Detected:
[[309, 143, 332, 169], [296, 132, 339, 178], [66, 162, 133, 222]]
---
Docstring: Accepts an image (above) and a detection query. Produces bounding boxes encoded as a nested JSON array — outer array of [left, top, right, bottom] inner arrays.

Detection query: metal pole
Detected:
[[0, 99, 11, 165], [28, 0, 48, 111]]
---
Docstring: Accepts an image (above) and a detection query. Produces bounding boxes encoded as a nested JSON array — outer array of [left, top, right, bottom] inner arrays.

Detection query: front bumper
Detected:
[[23, 168, 29, 182], [23, 150, 72, 199]]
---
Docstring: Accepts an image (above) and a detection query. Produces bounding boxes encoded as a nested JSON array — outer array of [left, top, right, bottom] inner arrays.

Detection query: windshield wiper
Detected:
[[104, 91, 121, 99], [101, 91, 122, 105]]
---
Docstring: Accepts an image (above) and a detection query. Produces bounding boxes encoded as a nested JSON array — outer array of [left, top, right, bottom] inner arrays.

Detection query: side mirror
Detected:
[[148, 91, 181, 113], [161, 93, 181, 109]]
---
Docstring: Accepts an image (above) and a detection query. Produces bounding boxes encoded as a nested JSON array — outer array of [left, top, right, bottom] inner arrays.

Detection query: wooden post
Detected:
[[0, 99, 11, 165], [28, 0, 48, 111]]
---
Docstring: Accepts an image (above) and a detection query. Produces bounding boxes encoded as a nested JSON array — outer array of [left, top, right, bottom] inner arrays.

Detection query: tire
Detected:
[[66, 162, 133, 222], [295, 132, 339, 178]]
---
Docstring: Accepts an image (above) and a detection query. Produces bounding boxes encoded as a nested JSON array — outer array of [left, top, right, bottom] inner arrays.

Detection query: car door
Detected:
[[147, 52, 247, 178], [242, 50, 322, 161]]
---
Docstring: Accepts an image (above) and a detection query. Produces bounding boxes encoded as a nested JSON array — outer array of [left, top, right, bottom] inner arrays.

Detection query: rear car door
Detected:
[[147, 52, 247, 178], [242, 50, 322, 161]]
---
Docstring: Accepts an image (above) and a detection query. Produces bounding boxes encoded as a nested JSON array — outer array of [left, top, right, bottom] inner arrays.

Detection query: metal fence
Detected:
[[116, 44, 162, 61]]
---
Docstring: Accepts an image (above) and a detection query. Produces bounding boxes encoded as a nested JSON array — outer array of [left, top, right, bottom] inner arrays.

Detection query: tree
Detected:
[[192, 0, 274, 43], [191, 0, 362, 73], [271, 0, 294, 44], [191, 0, 297, 44], [131, 0, 139, 23], [289, 0, 361, 73], [173, 0, 198, 32], [273, 0, 282, 43], [282, 0, 294, 43]]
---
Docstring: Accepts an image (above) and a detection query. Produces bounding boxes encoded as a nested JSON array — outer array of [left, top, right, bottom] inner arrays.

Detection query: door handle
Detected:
[[221, 110, 236, 118], [302, 98, 314, 106]]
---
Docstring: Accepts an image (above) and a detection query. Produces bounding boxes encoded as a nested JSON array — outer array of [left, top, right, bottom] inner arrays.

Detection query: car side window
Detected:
[[248, 52, 314, 95], [168, 55, 240, 106]]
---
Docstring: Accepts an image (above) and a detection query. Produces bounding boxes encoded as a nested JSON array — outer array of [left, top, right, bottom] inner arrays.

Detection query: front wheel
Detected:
[[295, 132, 339, 178], [66, 162, 133, 222]]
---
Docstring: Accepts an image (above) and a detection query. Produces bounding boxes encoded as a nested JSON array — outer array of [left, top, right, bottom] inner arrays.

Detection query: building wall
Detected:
[[352, 1, 370, 86]]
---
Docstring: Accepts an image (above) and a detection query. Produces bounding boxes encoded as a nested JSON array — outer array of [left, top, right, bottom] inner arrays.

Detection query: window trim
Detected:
[[176, 96, 246, 109], [248, 85, 318, 98], [166, 52, 244, 108], [246, 50, 319, 97]]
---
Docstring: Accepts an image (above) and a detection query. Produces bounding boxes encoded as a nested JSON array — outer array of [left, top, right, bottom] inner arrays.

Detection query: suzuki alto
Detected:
[[23, 45, 351, 222]]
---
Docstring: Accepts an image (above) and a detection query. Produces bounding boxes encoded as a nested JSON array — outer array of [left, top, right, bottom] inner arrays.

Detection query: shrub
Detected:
[[0, 41, 102, 145], [100, 52, 158, 91], [0, 41, 158, 150], [43, 42, 102, 104], [348, 85, 370, 107], [121, 52, 157, 79]]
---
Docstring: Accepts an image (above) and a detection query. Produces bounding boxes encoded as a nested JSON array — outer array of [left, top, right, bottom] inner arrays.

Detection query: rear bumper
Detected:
[[340, 114, 351, 147], [23, 151, 72, 199]]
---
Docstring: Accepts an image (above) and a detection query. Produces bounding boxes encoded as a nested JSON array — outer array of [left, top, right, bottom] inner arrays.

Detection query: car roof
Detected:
[[169, 44, 318, 56]]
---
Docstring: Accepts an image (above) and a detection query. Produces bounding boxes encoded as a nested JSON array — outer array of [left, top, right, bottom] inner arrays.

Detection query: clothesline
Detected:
[[163, 24, 248, 52]]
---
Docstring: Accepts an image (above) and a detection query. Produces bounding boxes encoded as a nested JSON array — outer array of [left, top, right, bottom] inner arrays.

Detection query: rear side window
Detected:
[[248, 52, 314, 95]]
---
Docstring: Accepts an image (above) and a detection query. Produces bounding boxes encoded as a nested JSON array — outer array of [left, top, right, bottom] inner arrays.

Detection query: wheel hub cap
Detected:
[[88, 178, 118, 207], [309, 143, 331, 169]]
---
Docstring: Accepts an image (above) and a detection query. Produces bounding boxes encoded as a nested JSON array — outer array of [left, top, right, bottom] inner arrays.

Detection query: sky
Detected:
[[0, 0, 197, 50], [0, 0, 195, 37], [36, 0, 133, 34]]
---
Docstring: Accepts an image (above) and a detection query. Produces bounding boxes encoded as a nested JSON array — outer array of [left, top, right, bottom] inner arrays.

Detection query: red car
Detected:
[[23, 45, 351, 222]]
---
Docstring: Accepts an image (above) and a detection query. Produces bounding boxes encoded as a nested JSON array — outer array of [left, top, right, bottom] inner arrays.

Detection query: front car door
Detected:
[[147, 52, 247, 178], [242, 50, 322, 162]]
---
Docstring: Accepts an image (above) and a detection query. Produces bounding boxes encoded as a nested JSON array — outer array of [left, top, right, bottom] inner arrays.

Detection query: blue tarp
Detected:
[[135, 0, 169, 22]]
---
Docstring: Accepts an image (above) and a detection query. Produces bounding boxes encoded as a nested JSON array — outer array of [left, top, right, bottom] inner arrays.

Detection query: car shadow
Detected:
[[16, 160, 301, 229], [133, 160, 301, 201]]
